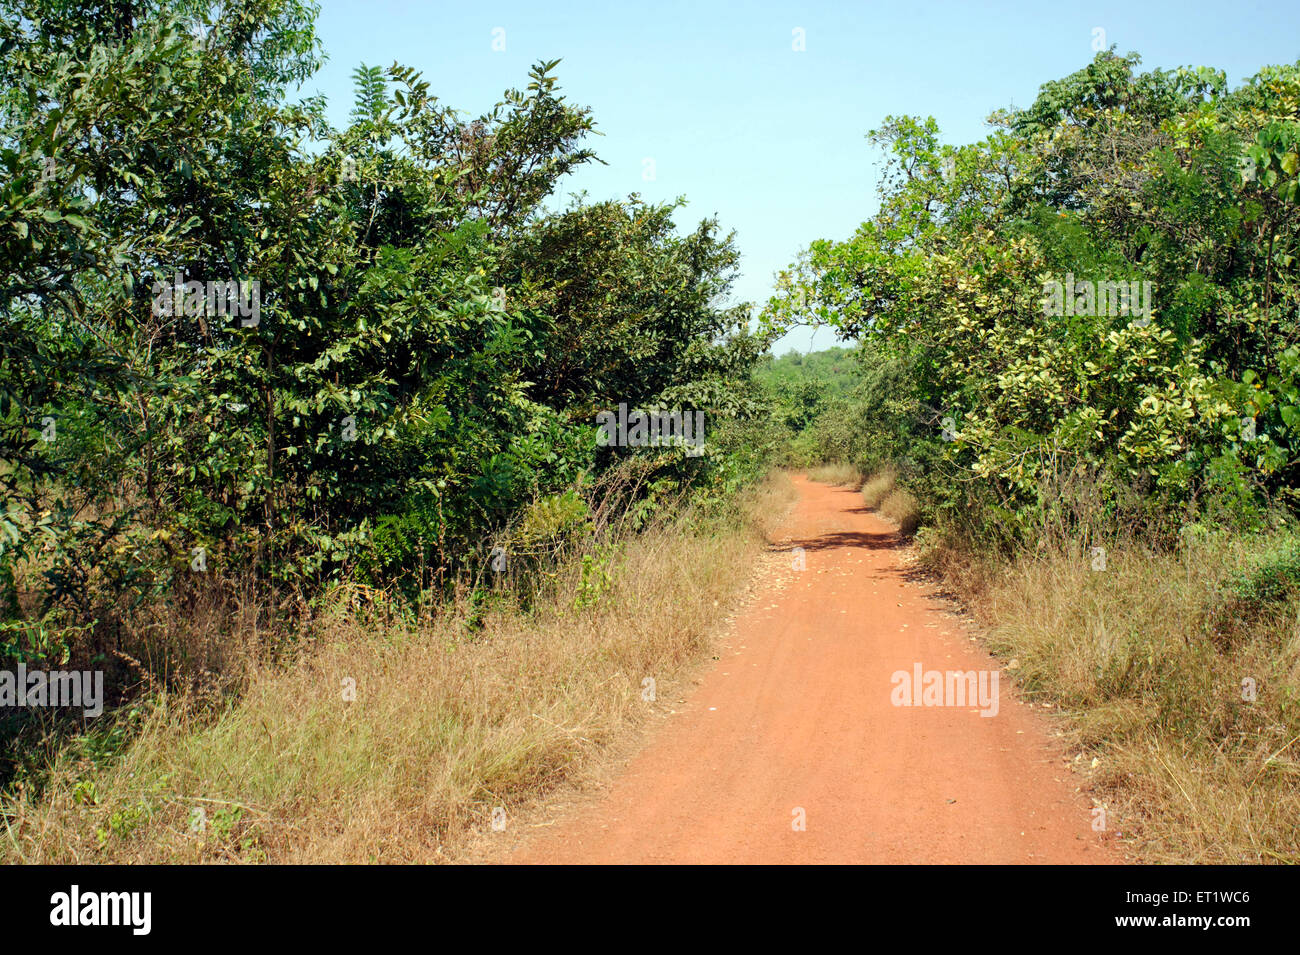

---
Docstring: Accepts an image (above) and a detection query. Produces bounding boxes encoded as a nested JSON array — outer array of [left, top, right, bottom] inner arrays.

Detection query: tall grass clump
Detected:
[[860, 466, 897, 508], [807, 462, 862, 487]]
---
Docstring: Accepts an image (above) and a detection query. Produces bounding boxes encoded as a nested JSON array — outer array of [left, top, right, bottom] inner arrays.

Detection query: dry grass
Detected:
[[1, 474, 797, 864], [860, 465, 918, 535], [880, 489, 919, 536], [926, 529, 1300, 863], [860, 466, 897, 508], [806, 462, 862, 487]]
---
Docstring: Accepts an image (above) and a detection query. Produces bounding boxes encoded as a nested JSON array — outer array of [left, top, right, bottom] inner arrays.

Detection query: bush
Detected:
[[1207, 536, 1300, 644]]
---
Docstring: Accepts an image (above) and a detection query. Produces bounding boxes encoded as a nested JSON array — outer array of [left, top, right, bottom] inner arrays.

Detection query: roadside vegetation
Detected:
[[0, 0, 781, 861], [4, 472, 793, 863], [762, 50, 1300, 862]]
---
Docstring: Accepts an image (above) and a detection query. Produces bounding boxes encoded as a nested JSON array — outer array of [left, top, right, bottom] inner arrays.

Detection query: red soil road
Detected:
[[513, 475, 1121, 864]]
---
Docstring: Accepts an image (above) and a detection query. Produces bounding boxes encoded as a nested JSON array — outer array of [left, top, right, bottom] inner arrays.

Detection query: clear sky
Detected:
[[301, 0, 1300, 354]]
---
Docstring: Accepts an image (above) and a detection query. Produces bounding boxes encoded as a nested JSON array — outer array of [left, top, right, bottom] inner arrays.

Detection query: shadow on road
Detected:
[[768, 528, 901, 553]]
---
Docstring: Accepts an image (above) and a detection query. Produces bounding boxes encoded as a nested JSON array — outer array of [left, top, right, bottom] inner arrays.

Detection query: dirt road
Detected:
[[512, 475, 1120, 864]]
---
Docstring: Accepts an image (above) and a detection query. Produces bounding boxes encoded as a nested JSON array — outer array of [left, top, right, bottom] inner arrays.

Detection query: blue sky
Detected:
[[302, 0, 1300, 353]]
